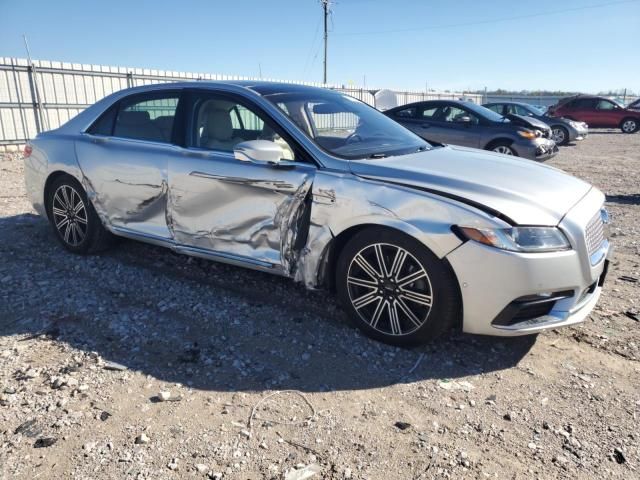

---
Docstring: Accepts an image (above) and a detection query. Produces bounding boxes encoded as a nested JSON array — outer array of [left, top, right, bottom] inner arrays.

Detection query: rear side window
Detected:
[[89, 106, 117, 135], [112, 94, 180, 143], [571, 98, 597, 109], [485, 104, 504, 115]]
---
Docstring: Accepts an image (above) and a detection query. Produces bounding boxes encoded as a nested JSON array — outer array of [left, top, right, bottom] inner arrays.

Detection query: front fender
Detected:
[[294, 170, 506, 288]]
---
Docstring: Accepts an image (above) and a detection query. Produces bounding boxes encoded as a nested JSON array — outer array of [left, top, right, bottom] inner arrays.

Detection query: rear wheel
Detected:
[[336, 227, 460, 346], [620, 118, 638, 133], [551, 125, 569, 145], [46, 175, 112, 254]]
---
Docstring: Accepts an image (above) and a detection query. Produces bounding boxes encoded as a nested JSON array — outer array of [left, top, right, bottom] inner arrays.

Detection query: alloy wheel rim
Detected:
[[552, 128, 565, 143], [622, 120, 636, 132], [346, 243, 433, 336], [493, 145, 513, 155], [52, 185, 88, 246]]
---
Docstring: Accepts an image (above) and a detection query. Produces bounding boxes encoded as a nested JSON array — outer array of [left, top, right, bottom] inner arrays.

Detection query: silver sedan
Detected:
[[23, 82, 611, 345]]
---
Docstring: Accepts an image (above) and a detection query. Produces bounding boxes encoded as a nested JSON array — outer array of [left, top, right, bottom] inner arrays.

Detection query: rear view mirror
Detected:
[[234, 140, 284, 165]]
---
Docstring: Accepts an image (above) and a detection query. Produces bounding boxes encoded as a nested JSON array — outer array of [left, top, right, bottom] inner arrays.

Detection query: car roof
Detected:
[[113, 80, 336, 97], [484, 101, 534, 108], [388, 99, 471, 111]]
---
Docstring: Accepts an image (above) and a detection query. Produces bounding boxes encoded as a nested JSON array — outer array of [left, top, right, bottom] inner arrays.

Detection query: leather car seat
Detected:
[[201, 108, 242, 150]]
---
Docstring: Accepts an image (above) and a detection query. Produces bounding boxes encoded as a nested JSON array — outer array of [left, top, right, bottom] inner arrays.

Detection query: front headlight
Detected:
[[569, 121, 580, 128], [517, 129, 537, 140], [455, 226, 571, 253]]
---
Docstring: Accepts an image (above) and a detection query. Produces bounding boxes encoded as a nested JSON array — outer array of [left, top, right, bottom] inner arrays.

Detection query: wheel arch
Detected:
[[321, 222, 460, 294], [324, 223, 464, 332], [43, 170, 82, 219], [484, 137, 515, 151], [620, 116, 640, 131]]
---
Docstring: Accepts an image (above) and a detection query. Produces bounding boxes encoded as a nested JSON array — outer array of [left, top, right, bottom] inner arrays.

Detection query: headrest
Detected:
[[204, 108, 233, 141]]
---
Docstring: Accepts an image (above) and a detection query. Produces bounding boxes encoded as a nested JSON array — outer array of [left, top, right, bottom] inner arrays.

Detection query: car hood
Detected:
[[505, 113, 550, 130], [349, 145, 592, 225]]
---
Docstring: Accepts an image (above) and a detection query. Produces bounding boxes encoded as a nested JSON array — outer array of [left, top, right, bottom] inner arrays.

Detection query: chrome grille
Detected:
[[585, 210, 604, 256]]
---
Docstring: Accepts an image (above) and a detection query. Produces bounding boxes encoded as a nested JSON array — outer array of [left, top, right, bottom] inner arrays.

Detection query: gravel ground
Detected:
[[0, 130, 638, 480]]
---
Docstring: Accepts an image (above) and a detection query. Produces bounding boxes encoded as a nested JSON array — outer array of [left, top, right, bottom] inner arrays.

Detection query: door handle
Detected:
[[420, 124, 431, 129], [90, 136, 109, 144]]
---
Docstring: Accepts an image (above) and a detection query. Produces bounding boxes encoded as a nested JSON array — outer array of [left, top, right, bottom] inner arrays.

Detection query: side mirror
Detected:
[[456, 115, 472, 123], [233, 140, 284, 165]]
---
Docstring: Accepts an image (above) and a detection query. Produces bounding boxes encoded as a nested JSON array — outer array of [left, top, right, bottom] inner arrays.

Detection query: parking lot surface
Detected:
[[1, 131, 638, 479]]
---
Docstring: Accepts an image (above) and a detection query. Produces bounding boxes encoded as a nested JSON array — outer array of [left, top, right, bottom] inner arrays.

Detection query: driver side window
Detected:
[[440, 106, 478, 124], [190, 95, 294, 160], [596, 100, 616, 110], [506, 105, 530, 116]]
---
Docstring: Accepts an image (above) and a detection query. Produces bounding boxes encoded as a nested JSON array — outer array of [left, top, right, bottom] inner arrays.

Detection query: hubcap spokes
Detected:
[[552, 129, 565, 143], [623, 121, 635, 132], [52, 185, 88, 246], [494, 146, 512, 155], [347, 243, 433, 336]]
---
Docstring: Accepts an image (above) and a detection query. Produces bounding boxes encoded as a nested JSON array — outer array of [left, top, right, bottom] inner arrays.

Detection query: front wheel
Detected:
[[551, 126, 569, 145], [621, 118, 638, 133], [336, 228, 460, 346]]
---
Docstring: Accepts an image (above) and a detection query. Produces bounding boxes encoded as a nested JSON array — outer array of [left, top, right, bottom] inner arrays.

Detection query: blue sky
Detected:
[[1, 0, 639, 92]]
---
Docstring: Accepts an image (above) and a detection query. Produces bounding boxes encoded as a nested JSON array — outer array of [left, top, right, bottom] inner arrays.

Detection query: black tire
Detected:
[[486, 140, 517, 156], [45, 175, 113, 254], [551, 125, 570, 146], [620, 118, 639, 134], [335, 227, 460, 346]]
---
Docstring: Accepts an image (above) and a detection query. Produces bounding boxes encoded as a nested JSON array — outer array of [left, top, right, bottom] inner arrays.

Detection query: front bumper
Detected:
[[515, 138, 558, 161], [446, 188, 610, 336], [571, 125, 589, 141]]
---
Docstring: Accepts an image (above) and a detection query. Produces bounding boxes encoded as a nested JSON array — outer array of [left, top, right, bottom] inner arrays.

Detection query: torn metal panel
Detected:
[[168, 154, 316, 271], [74, 136, 173, 240], [293, 171, 480, 288]]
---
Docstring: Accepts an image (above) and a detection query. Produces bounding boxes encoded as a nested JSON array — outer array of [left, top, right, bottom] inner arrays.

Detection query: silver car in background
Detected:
[[483, 102, 589, 146], [23, 82, 611, 345]]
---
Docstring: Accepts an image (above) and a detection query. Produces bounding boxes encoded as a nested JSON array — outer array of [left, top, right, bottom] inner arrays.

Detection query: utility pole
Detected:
[[322, 0, 330, 84]]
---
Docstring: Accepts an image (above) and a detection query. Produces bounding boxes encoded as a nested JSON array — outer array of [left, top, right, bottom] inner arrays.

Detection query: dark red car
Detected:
[[548, 95, 640, 133]]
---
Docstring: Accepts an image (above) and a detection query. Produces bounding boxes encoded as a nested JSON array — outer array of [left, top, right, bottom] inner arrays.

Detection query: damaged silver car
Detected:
[[23, 82, 611, 345]]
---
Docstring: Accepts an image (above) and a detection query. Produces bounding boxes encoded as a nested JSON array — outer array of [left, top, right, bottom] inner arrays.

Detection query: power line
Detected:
[[335, 0, 639, 36], [302, 18, 322, 79]]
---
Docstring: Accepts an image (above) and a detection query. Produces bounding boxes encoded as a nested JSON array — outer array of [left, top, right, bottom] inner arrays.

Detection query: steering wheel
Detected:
[[345, 132, 363, 144]]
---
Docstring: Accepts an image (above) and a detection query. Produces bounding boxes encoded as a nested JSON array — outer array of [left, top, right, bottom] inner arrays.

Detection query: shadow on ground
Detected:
[[0, 213, 536, 393]]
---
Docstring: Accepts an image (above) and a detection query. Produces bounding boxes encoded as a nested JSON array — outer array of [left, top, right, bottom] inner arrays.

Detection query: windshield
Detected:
[[260, 89, 429, 159], [529, 105, 547, 115]]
